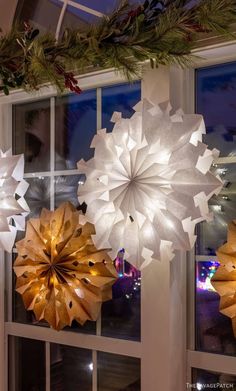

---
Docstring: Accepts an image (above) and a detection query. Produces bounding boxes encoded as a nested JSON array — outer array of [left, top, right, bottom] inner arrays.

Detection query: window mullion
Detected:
[[55, 0, 69, 40], [95, 87, 102, 342], [187, 249, 196, 351], [45, 341, 50, 391], [96, 87, 102, 131], [92, 350, 97, 391], [0, 249, 5, 391], [50, 97, 55, 211], [6, 252, 12, 322]]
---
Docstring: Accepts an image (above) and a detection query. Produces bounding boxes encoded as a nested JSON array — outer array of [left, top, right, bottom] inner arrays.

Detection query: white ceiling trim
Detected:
[[55, 0, 69, 40], [57, 0, 105, 18]]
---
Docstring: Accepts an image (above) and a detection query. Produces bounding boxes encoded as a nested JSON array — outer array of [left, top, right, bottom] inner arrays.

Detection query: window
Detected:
[[186, 50, 236, 386], [2, 77, 142, 390], [0, 63, 189, 391], [196, 62, 236, 355]]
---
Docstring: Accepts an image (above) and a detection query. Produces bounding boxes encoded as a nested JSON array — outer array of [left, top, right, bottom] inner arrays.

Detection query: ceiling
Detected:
[[12, 0, 145, 37]]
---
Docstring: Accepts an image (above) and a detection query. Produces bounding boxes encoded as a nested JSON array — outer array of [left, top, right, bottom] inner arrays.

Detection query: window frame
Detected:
[[0, 63, 187, 391], [1, 57, 225, 390], [177, 41, 236, 382], [4, 1, 236, 390], [0, 68, 143, 391]]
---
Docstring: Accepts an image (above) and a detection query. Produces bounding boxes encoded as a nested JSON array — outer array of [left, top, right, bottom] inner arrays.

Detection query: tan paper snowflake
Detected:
[[14, 202, 118, 330]]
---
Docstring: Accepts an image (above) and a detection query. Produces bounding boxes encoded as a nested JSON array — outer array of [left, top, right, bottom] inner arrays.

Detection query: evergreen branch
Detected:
[[0, 0, 236, 94]]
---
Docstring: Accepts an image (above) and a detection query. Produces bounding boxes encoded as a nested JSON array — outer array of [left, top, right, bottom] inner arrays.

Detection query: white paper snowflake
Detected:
[[78, 100, 222, 269], [0, 150, 29, 252]]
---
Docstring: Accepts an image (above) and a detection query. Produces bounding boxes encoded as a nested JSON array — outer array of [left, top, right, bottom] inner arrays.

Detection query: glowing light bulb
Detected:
[[50, 276, 57, 285], [88, 363, 93, 371]]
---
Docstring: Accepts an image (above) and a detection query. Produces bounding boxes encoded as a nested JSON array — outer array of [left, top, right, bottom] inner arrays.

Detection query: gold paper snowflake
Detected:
[[14, 202, 118, 330]]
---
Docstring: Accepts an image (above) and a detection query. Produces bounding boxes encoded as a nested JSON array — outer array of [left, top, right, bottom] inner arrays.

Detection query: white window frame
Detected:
[[1, 2, 235, 391], [0, 65, 188, 391], [3, 42, 236, 388], [0, 69, 141, 391], [174, 40, 236, 382]]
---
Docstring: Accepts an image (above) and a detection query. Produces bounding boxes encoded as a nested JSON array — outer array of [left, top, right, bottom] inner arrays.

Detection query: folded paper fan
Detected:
[[78, 99, 222, 269], [0, 149, 29, 252], [14, 202, 118, 331], [211, 221, 236, 337]]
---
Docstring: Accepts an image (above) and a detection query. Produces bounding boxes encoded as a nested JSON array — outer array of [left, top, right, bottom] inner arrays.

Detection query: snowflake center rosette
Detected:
[[14, 202, 118, 330], [78, 100, 222, 269]]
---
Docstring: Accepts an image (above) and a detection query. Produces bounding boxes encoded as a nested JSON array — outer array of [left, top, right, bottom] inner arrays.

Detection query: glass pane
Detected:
[[192, 368, 236, 390], [50, 344, 92, 391], [102, 82, 141, 132], [14, 176, 52, 243], [14, 0, 62, 33], [70, 0, 146, 15], [102, 253, 141, 341], [70, 0, 120, 14], [8, 336, 45, 391], [13, 251, 37, 325], [62, 6, 98, 28], [54, 175, 82, 209], [196, 61, 236, 157], [13, 99, 51, 173], [98, 352, 140, 391], [196, 163, 236, 255], [196, 260, 236, 355], [55, 90, 97, 170], [25, 176, 51, 218]]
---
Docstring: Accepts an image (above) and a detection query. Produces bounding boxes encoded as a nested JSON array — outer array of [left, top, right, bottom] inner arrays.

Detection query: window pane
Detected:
[[102, 82, 141, 132], [50, 344, 92, 391], [102, 256, 141, 341], [196, 260, 236, 355], [25, 176, 51, 218], [98, 352, 140, 391], [62, 6, 98, 28], [192, 368, 236, 390], [70, 0, 120, 15], [196, 163, 236, 255], [8, 336, 45, 391], [54, 175, 81, 209], [14, 176, 52, 243], [13, 250, 39, 325], [55, 90, 97, 170], [13, 99, 51, 173], [196, 61, 236, 157], [14, 0, 62, 33]]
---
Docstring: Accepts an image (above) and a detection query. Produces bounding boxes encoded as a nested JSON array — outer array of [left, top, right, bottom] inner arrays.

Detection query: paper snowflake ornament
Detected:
[[0, 149, 29, 252], [211, 221, 236, 337], [78, 100, 222, 269], [14, 202, 118, 331]]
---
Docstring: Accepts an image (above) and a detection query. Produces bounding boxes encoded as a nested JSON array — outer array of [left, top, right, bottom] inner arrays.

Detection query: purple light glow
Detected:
[[196, 261, 220, 291]]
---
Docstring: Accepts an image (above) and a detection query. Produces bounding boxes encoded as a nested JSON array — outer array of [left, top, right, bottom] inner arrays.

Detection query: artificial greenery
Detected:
[[0, 0, 236, 95]]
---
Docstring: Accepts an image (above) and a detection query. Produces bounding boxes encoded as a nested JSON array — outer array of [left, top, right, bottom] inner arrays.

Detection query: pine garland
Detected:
[[0, 0, 236, 95]]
